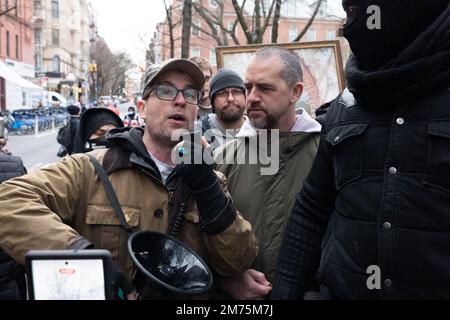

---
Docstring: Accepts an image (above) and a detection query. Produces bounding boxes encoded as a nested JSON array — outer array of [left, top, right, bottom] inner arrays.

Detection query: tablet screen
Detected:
[[31, 259, 105, 300]]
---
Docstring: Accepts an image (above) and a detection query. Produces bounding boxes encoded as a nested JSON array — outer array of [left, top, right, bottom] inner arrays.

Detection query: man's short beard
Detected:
[[218, 106, 245, 124], [249, 111, 275, 130]]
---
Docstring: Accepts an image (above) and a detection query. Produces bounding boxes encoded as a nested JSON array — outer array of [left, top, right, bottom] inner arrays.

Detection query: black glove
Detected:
[[108, 260, 136, 300], [175, 132, 236, 235]]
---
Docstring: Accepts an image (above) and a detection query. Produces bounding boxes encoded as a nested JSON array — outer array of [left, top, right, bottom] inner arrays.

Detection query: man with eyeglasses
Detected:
[[196, 69, 247, 151], [0, 59, 258, 300]]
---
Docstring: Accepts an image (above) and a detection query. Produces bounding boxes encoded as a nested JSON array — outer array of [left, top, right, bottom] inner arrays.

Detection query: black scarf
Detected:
[[345, 3, 450, 108]]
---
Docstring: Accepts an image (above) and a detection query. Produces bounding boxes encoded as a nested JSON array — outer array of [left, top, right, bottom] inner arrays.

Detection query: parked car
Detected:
[[41, 91, 67, 108], [112, 95, 120, 105], [99, 96, 112, 106]]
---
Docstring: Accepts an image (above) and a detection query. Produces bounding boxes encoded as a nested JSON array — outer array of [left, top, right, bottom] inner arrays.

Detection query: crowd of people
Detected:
[[0, 0, 449, 300]]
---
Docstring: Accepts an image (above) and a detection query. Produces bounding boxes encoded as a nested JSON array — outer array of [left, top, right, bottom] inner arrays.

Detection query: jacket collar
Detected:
[[236, 108, 321, 138], [102, 127, 163, 182]]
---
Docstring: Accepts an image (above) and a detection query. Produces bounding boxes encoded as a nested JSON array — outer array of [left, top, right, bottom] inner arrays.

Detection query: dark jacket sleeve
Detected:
[[271, 126, 337, 300], [68, 117, 80, 154]]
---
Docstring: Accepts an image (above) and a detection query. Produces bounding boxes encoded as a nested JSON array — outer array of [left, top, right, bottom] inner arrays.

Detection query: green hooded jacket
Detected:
[[214, 111, 321, 282]]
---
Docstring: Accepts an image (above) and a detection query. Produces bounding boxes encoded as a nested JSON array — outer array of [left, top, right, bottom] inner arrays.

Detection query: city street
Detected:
[[7, 130, 60, 172], [6, 103, 133, 172]]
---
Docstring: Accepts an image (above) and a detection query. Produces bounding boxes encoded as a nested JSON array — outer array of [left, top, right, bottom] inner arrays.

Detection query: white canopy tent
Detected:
[[0, 60, 42, 90], [0, 60, 43, 110]]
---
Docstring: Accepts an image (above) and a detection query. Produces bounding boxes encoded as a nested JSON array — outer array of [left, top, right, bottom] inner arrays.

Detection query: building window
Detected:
[[52, 29, 59, 45], [228, 20, 239, 38], [307, 28, 317, 41], [34, 0, 41, 11], [15, 34, 19, 59], [228, 21, 234, 31], [51, 0, 59, 18], [209, 0, 217, 8], [288, 25, 298, 42], [35, 53, 42, 71], [319, 1, 327, 17], [191, 47, 200, 58], [326, 29, 335, 40], [209, 48, 216, 66], [192, 20, 200, 37], [281, 0, 302, 18], [52, 55, 60, 73], [6, 30, 10, 57], [34, 28, 42, 45]]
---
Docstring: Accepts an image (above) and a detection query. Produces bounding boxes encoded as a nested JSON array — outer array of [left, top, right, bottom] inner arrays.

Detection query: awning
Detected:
[[0, 60, 42, 90]]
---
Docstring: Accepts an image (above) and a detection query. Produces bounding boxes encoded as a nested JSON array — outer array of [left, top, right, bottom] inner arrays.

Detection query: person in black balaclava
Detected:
[[272, 1, 450, 299], [73, 107, 124, 154], [343, 0, 450, 105]]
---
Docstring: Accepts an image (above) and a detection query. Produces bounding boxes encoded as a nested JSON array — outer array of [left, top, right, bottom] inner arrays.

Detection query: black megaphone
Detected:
[[128, 231, 213, 299]]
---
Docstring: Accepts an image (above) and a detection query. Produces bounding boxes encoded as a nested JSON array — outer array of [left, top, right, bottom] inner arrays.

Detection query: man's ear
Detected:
[[290, 82, 304, 105], [139, 100, 147, 120]]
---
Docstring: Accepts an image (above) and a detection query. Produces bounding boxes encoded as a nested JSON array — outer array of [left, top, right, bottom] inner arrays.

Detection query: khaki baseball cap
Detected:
[[142, 59, 205, 100]]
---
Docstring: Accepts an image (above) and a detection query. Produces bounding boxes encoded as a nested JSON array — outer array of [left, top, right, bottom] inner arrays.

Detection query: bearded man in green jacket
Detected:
[[214, 47, 321, 300]]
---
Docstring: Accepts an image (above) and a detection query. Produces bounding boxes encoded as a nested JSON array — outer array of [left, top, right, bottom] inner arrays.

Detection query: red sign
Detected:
[[59, 268, 76, 275]]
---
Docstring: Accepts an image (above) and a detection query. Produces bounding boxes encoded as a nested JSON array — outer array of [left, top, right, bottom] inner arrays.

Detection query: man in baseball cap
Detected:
[[0, 57, 258, 300]]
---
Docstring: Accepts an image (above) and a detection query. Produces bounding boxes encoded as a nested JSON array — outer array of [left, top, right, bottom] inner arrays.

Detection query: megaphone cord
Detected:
[[170, 202, 187, 238]]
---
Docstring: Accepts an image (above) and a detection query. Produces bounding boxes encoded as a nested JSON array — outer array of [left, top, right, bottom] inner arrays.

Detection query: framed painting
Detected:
[[216, 40, 346, 114]]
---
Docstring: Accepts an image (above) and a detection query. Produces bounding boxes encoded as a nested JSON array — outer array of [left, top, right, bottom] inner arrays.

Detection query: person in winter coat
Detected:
[[123, 106, 141, 127], [214, 47, 321, 300], [0, 133, 27, 300], [73, 107, 124, 154], [196, 69, 247, 151], [66, 105, 81, 155], [272, 0, 450, 300], [0, 58, 258, 300]]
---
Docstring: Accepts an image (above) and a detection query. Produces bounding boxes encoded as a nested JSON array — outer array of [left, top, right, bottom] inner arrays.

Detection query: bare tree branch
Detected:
[[259, 0, 276, 42], [232, 0, 254, 43], [293, 0, 324, 42], [193, 2, 224, 46]]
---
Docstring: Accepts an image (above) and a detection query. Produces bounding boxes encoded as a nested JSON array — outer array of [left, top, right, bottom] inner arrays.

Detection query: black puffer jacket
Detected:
[[274, 85, 450, 300], [0, 152, 26, 183], [272, 4, 450, 300], [66, 116, 80, 155], [0, 151, 27, 300]]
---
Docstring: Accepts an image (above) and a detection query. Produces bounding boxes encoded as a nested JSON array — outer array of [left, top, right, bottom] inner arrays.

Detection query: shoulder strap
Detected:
[[87, 154, 134, 235], [201, 116, 211, 134]]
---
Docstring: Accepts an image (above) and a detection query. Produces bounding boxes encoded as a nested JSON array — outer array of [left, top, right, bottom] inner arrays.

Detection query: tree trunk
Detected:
[[164, 0, 175, 58], [254, 0, 261, 43], [181, 0, 192, 58], [271, 0, 282, 43]]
